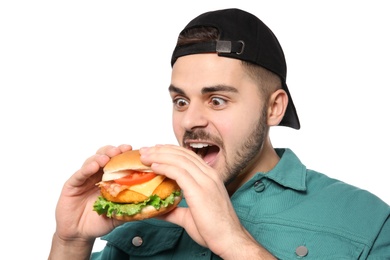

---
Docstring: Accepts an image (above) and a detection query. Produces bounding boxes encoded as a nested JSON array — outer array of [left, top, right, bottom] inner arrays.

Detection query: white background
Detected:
[[1, 1, 389, 259]]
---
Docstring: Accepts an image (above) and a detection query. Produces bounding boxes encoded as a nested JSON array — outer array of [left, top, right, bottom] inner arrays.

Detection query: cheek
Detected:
[[219, 110, 259, 145], [172, 113, 183, 143], [215, 114, 245, 142]]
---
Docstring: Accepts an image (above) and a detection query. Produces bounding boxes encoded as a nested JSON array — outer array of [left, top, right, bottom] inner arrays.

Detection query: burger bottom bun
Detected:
[[112, 195, 182, 222]]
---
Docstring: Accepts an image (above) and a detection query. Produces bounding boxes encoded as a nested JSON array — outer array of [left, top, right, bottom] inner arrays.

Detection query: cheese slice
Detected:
[[128, 175, 166, 197]]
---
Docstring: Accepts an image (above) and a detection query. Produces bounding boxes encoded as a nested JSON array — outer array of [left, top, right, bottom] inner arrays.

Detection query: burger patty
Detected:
[[100, 178, 181, 204]]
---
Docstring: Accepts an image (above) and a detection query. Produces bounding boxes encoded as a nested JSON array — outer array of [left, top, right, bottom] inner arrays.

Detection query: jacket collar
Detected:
[[255, 148, 307, 191]]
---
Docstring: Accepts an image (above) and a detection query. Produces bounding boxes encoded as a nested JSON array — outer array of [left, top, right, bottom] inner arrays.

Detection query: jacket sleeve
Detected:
[[367, 214, 390, 259]]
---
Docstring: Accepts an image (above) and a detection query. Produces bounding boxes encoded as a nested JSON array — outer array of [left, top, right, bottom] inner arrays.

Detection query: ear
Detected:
[[267, 89, 288, 126]]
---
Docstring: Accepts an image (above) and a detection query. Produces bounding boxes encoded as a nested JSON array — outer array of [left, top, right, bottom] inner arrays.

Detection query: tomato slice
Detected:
[[113, 172, 157, 186]]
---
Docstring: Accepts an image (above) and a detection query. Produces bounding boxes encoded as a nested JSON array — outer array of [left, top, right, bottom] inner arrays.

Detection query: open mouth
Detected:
[[187, 142, 220, 165]]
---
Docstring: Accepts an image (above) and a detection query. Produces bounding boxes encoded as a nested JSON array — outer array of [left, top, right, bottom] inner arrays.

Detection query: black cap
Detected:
[[171, 8, 300, 129]]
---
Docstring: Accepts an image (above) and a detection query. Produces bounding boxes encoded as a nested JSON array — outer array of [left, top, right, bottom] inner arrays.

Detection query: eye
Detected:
[[210, 97, 227, 109], [173, 97, 189, 111]]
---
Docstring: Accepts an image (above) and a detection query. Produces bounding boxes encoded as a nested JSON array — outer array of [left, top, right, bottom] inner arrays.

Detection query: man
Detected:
[[49, 8, 390, 259]]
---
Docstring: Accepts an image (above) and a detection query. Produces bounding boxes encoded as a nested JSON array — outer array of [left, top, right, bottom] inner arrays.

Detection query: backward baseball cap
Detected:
[[171, 8, 300, 129]]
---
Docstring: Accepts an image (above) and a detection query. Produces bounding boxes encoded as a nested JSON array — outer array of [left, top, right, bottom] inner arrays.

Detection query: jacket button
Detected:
[[254, 180, 265, 192], [132, 236, 143, 247], [295, 245, 308, 257]]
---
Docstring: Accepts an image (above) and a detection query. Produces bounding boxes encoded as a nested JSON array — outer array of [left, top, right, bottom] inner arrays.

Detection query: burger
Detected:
[[93, 149, 182, 221]]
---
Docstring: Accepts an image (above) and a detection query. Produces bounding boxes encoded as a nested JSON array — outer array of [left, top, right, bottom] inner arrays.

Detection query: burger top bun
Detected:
[[103, 150, 151, 174]]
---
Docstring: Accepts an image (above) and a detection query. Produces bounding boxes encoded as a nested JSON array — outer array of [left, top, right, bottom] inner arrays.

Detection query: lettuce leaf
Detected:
[[93, 191, 181, 218]]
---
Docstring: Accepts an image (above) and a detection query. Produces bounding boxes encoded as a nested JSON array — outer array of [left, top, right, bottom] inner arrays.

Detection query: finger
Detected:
[[81, 152, 109, 168], [95, 145, 117, 155], [118, 144, 132, 153], [150, 161, 199, 194], [101, 144, 132, 158], [140, 145, 212, 179], [140, 145, 223, 200], [157, 207, 190, 229], [155, 145, 208, 168], [66, 159, 103, 189], [95, 145, 128, 157], [82, 145, 132, 168], [157, 207, 206, 247]]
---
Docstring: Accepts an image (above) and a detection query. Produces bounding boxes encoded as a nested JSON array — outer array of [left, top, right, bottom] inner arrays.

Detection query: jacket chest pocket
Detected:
[[102, 220, 184, 258], [250, 223, 366, 259]]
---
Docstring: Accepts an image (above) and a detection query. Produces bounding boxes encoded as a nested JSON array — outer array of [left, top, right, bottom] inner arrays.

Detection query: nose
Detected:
[[180, 101, 208, 131]]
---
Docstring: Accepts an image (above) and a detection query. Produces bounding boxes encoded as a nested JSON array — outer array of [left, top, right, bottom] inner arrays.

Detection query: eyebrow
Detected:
[[168, 84, 185, 95], [168, 84, 238, 95]]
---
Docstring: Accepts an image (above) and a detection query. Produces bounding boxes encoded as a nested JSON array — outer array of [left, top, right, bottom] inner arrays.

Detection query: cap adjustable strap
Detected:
[[216, 40, 244, 54]]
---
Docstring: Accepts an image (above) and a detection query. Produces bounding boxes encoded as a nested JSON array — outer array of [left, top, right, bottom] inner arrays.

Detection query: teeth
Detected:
[[189, 143, 210, 148]]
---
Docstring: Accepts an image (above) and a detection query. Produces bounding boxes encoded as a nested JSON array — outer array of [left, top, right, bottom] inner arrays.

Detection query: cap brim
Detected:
[[280, 82, 300, 129]]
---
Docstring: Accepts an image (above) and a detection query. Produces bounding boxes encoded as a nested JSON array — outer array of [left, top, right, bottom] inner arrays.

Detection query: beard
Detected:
[[182, 105, 268, 185], [224, 106, 268, 185]]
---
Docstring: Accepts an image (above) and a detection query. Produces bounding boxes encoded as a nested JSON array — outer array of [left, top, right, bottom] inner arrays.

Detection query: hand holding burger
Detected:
[[93, 149, 182, 221]]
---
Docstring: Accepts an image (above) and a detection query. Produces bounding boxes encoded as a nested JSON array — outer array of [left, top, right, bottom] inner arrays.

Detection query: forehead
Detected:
[[170, 53, 256, 93]]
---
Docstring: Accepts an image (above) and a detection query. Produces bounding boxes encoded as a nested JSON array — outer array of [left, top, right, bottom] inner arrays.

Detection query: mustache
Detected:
[[183, 130, 210, 140], [182, 130, 224, 148]]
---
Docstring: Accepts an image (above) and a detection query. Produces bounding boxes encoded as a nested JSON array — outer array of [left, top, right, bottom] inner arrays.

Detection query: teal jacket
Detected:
[[91, 149, 390, 259]]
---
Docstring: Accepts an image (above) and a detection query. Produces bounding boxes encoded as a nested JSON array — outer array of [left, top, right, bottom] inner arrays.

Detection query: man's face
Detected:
[[170, 54, 268, 183]]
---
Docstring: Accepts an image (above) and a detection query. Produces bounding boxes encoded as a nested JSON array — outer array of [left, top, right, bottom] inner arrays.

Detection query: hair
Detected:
[[177, 26, 282, 100]]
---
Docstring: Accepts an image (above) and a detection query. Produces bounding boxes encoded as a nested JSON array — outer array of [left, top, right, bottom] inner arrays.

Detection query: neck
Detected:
[[226, 138, 280, 196]]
